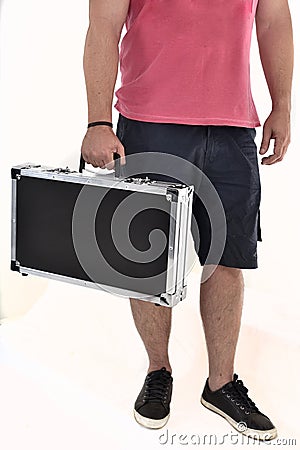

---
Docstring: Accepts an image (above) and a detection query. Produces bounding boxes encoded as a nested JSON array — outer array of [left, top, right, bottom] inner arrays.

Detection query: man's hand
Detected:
[[81, 126, 126, 170], [259, 109, 291, 165]]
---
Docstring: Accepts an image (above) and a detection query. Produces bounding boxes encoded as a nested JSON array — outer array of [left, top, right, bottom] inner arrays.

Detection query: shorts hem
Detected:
[[198, 259, 258, 269]]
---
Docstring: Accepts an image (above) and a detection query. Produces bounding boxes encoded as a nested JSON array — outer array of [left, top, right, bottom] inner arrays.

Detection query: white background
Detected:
[[0, 1, 299, 449]]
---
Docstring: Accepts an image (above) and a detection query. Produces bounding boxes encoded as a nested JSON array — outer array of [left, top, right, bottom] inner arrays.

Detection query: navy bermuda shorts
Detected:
[[115, 113, 262, 269]]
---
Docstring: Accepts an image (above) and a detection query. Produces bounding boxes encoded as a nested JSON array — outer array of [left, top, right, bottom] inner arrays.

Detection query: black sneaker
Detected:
[[201, 373, 277, 441], [133, 367, 173, 429]]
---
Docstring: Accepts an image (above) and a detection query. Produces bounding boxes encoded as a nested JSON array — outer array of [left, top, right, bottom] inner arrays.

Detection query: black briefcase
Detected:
[[10, 154, 194, 307]]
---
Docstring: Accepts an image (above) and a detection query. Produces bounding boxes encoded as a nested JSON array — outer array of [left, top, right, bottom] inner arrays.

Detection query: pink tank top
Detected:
[[114, 0, 260, 128]]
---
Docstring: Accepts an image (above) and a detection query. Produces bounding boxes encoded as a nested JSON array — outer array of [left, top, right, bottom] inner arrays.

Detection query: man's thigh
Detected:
[[115, 112, 207, 182], [194, 125, 262, 269], [115, 113, 262, 269]]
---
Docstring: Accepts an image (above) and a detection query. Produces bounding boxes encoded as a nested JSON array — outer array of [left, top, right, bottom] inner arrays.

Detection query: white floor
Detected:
[[0, 267, 299, 450]]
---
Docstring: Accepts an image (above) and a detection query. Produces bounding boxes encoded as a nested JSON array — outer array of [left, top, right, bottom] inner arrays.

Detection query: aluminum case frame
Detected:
[[11, 162, 194, 307]]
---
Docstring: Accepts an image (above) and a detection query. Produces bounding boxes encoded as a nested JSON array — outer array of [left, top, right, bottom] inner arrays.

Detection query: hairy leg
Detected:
[[200, 265, 244, 391], [129, 298, 172, 374]]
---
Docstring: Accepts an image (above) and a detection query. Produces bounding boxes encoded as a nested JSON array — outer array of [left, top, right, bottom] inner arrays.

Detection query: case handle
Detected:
[[79, 152, 124, 178]]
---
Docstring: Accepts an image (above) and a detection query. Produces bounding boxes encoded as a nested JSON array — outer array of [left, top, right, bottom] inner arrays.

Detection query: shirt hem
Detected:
[[114, 104, 261, 128]]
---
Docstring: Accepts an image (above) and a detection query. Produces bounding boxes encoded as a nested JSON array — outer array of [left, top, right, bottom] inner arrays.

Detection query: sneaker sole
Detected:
[[133, 409, 170, 429], [200, 397, 277, 441]]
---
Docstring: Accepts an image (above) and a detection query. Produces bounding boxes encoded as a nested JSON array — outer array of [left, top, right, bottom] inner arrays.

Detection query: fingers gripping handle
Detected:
[[79, 152, 124, 178]]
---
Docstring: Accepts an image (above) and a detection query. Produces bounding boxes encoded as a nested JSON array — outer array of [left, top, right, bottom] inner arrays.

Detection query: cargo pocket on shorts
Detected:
[[257, 208, 262, 242]]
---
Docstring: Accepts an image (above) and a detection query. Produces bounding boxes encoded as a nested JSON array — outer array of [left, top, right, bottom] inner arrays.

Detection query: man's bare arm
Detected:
[[81, 0, 130, 169], [83, 0, 130, 123], [255, 0, 294, 164]]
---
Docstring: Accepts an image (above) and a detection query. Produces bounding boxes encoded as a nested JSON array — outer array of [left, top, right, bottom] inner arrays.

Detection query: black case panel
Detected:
[[16, 177, 171, 296]]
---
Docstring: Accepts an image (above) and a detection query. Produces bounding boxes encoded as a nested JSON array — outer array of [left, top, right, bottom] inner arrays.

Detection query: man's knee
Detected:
[[216, 264, 242, 275], [202, 264, 243, 281]]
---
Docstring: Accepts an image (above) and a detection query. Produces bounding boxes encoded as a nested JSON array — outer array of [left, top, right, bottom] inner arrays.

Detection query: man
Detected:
[[81, 0, 293, 441]]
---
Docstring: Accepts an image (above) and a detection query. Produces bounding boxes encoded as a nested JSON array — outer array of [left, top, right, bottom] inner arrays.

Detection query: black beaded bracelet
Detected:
[[87, 121, 113, 128]]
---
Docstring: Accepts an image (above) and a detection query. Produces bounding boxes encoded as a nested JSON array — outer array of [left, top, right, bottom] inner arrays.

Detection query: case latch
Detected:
[[42, 167, 77, 174]]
